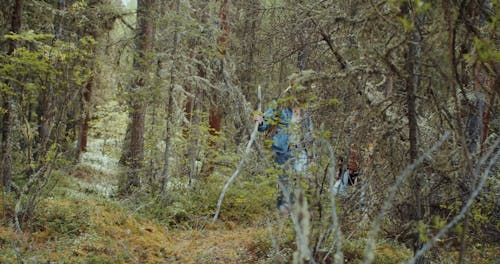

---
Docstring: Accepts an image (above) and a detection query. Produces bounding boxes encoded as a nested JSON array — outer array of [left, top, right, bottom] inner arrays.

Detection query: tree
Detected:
[[0, 0, 23, 191], [120, 0, 154, 194], [402, 1, 425, 262], [159, 0, 181, 195], [0, 0, 123, 230]]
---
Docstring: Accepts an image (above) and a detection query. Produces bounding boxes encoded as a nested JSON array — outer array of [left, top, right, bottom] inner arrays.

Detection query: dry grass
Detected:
[[2, 169, 497, 263], [0, 179, 272, 263]]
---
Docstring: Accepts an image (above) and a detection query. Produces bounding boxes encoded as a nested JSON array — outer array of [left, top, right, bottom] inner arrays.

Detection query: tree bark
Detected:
[[481, 91, 495, 153], [1, 0, 23, 190], [77, 74, 93, 156], [217, 0, 229, 56], [161, 0, 181, 196], [37, 87, 51, 159], [403, 2, 424, 263], [238, 1, 259, 97], [208, 0, 230, 147], [458, 2, 492, 262], [0, 99, 12, 190], [120, 0, 154, 194]]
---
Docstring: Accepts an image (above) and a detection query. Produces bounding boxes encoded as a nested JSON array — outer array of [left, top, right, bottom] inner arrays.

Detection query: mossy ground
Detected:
[[1, 168, 498, 263]]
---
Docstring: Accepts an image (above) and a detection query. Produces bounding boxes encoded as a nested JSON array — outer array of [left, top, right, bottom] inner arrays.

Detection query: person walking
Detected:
[[254, 85, 313, 215]]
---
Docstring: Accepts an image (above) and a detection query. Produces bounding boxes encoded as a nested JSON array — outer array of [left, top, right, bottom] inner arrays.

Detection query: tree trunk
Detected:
[[209, 105, 222, 140], [481, 91, 495, 153], [458, 2, 492, 263], [77, 74, 93, 156], [188, 96, 201, 183], [76, 27, 98, 159], [208, 0, 229, 147], [403, 2, 424, 263], [1, 0, 23, 190], [37, 86, 51, 159], [465, 93, 485, 155], [217, 0, 229, 56], [120, 0, 154, 194], [0, 99, 12, 191], [238, 1, 259, 97], [297, 29, 309, 71], [161, 0, 181, 196]]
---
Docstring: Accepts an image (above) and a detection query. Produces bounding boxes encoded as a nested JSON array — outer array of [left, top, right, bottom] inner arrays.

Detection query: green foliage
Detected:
[[246, 225, 295, 261], [415, 0, 431, 14], [340, 238, 412, 263], [3, 30, 53, 42], [134, 171, 276, 227], [431, 215, 446, 231], [1, 0, 498, 262], [0, 190, 16, 219], [1, 29, 97, 182], [464, 37, 500, 63], [1, 32, 95, 91], [398, 15, 415, 32], [438, 190, 498, 242], [0, 30, 95, 130], [417, 220, 429, 243], [32, 199, 92, 238], [342, 239, 366, 261], [374, 240, 413, 264]]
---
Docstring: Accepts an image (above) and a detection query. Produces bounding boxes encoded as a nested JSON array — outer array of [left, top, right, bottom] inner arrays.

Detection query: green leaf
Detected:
[[399, 16, 414, 32]]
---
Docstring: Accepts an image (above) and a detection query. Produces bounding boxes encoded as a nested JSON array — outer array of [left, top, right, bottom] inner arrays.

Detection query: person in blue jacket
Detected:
[[254, 85, 313, 215]]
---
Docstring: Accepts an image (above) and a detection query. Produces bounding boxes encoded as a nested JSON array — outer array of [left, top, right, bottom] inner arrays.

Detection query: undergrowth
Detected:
[[1, 165, 497, 263], [128, 172, 277, 228]]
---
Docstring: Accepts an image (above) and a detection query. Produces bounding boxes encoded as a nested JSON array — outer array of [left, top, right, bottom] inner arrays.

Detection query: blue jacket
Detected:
[[258, 105, 313, 165]]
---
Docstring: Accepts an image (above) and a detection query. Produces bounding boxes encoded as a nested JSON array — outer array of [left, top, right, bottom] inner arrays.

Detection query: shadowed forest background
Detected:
[[0, 0, 498, 263]]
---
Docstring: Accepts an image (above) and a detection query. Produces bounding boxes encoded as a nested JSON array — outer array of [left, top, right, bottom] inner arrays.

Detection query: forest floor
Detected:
[[1, 188, 258, 262], [0, 179, 276, 263], [2, 162, 498, 263], [0, 137, 287, 263], [1, 136, 498, 263]]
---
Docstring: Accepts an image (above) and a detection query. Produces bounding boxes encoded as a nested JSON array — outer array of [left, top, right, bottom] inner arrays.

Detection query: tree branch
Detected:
[[362, 132, 451, 264], [213, 85, 262, 222], [319, 138, 344, 263], [406, 138, 500, 264], [119, 16, 135, 31]]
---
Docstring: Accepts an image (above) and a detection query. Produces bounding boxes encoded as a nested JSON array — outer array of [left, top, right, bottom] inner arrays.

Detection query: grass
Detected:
[[0, 168, 279, 263], [1, 166, 498, 263]]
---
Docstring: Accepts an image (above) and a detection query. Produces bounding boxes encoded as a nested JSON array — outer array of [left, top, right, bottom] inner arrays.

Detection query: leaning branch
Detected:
[[406, 138, 500, 264], [213, 85, 262, 222], [119, 17, 135, 31], [319, 30, 348, 70], [362, 132, 451, 264], [319, 138, 344, 263]]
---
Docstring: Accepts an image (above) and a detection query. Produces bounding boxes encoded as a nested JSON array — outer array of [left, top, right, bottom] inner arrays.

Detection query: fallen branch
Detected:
[[213, 85, 262, 222]]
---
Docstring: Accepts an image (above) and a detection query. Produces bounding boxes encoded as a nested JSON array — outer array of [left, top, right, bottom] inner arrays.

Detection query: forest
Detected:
[[0, 0, 498, 263]]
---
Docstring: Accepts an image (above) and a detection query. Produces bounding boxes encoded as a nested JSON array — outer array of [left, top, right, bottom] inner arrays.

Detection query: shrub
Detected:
[[132, 172, 276, 227], [32, 199, 91, 238]]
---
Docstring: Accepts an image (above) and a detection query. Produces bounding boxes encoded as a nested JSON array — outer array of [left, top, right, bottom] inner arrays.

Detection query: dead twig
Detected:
[[406, 138, 500, 264], [212, 85, 262, 222], [362, 132, 451, 264], [318, 138, 343, 263]]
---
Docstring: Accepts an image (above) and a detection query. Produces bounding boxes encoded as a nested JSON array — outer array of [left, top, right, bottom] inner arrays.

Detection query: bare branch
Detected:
[[362, 132, 451, 264], [119, 16, 135, 31], [406, 138, 500, 264], [317, 138, 344, 263], [213, 85, 262, 222]]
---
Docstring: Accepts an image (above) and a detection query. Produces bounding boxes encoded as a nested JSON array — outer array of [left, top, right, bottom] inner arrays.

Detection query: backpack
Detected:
[[264, 108, 280, 139]]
